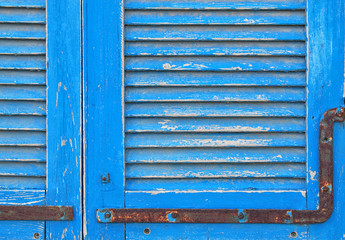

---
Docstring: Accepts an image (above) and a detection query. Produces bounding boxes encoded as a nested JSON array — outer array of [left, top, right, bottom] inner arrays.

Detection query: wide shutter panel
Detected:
[[124, 0, 307, 208]]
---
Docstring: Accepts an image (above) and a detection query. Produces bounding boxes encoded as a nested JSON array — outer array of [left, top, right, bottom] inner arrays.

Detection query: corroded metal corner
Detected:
[[97, 107, 344, 224]]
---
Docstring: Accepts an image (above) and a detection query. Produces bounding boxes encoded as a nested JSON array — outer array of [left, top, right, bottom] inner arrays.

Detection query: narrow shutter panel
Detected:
[[0, 0, 46, 238], [124, 0, 307, 208], [0, 0, 46, 191]]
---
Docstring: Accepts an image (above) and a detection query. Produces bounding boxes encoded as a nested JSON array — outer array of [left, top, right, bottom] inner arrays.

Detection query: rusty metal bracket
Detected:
[[0, 205, 73, 221], [97, 107, 344, 224]]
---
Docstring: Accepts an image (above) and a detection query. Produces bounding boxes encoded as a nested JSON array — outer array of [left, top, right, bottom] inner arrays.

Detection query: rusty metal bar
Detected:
[[97, 107, 344, 224], [0, 205, 73, 221]]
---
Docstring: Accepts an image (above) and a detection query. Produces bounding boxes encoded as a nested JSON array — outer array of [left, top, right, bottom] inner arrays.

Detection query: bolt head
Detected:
[[33, 233, 40, 239], [238, 213, 245, 219], [290, 231, 297, 238]]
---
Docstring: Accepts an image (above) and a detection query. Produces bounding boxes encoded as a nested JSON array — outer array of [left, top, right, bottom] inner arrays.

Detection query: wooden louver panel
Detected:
[[124, 0, 307, 206], [0, 1, 46, 190]]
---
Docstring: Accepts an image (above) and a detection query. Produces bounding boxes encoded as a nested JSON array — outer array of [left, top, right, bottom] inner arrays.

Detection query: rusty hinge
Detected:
[[0, 206, 73, 221], [97, 107, 345, 224]]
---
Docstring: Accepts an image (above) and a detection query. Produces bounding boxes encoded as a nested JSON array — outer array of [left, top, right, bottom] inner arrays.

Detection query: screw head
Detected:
[[144, 228, 151, 235], [285, 214, 291, 220], [238, 212, 245, 219], [290, 231, 297, 238], [104, 212, 111, 218], [101, 173, 110, 183], [323, 186, 330, 192], [33, 233, 40, 239], [171, 212, 178, 219], [336, 109, 343, 117]]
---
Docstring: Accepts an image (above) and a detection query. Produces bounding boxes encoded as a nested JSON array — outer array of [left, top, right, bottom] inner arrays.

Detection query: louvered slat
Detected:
[[126, 103, 306, 117], [126, 178, 306, 191], [126, 42, 306, 56], [0, 101, 46, 115], [0, 8, 45, 23], [0, 0, 45, 8], [126, 26, 306, 41], [0, 70, 45, 85], [0, 2, 46, 190], [125, 72, 306, 86], [126, 118, 305, 132], [0, 146, 45, 162], [0, 23, 45, 39], [126, 148, 306, 163], [125, 0, 306, 10], [0, 39, 45, 54], [124, 0, 307, 200], [0, 116, 45, 131], [126, 56, 306, 71], [126, 87, 306, 102], [126, 163, 306, 178], [125, 10, 306, 25]]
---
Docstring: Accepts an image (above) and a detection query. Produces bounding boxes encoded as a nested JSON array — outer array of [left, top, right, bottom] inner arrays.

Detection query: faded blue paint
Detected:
[[83, 0, 125, 239], [0, 0, 343, 239], [46, 0, 82, 239], [0, 1, 47, 239], [84, 0, 345, 239]]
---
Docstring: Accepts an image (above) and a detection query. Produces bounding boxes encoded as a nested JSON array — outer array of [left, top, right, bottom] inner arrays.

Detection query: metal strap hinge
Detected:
[[0, 206, 73, 221], [96, 107, 345, 224]]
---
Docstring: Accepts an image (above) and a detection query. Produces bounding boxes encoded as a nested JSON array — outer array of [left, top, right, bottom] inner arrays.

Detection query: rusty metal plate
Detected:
[[0, 205, 73, 221], [97, 107, 344, 224]]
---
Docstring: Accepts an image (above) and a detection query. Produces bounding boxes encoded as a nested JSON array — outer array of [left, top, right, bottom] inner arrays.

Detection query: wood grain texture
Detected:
[[306, 0, 345, 210], [125, 87, 306, 102], [125, 191, 307, 209], [125, 0, 306, 10], [0, 23, 45, 39], [126, 163, 306, 178], [46, 0, 82, 239], [126, 102, 306, 117], [0, 0, 45, 8], [126, 148, 306, 163], [125, 71, 306, 86], [126, 223, 308, 240], [0, 190, 44, 240], [125, 26, 306, 41], [0, 8, 45, 23], [127, 178, 306, 191], [83, 0, 125, 239], [125, 10, 306, 25], [126, 42, 306, 56], [126, 117, 306, 132]]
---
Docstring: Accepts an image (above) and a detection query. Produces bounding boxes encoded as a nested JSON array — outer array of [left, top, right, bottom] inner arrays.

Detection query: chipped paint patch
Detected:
[[310, 171, 317, 181]]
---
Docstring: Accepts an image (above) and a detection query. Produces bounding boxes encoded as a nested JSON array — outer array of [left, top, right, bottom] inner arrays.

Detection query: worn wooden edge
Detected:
[[96, 107, 344, 224], [0, 205, 73, 221]]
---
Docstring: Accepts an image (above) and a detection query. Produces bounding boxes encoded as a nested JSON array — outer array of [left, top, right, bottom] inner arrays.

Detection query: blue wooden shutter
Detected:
[[0, 0, 46, 238], [0, 1, 82, 239], [85, 0, 345, 238], [124, 0, 308, 209]]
